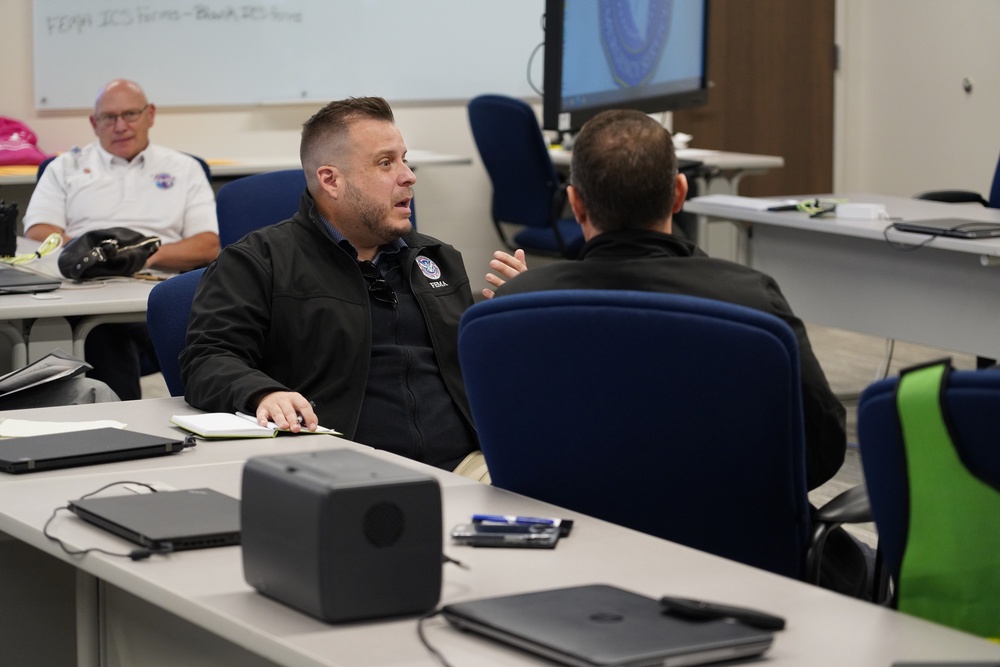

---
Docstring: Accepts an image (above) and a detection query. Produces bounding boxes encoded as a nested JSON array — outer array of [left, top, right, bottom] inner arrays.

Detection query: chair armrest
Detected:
[[804, 484, 874, 592], [914, 190, 989, 206], [814, 484, 872, 525]]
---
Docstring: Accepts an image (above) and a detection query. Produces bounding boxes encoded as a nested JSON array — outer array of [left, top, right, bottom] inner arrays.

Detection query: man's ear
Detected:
[[568, 185, 601, 240], [315, 165, 342, 199], [89, 115, 98, 133], [146, 103, 156, 128], [672, 173, 689, 214], [567, 185, 587, 225]]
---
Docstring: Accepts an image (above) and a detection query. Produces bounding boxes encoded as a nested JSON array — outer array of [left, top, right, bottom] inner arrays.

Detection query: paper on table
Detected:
[[0, 418, 127, 438], [170, 412, 340, 438]]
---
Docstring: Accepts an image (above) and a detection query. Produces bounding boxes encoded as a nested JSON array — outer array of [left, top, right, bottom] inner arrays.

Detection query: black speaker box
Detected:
[[241, 449, 442, 623]]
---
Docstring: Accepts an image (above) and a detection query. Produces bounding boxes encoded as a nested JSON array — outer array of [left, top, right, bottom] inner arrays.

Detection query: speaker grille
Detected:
[[363, 501, 404, 547]]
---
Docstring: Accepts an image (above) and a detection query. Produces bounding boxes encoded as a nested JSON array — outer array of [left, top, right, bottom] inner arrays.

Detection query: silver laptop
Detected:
[[441, 584, 773, 667], [0, 264, 61, 294], [892, 219, 1000, 239]]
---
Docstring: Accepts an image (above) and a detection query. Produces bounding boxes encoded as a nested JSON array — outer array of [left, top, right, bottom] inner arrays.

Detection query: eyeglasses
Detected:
[[93, 104, 149, 127], [359, 261, 397, 306]]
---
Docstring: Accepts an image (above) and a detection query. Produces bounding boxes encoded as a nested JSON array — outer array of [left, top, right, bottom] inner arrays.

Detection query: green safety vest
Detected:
[[895, 361, 1000, 640]]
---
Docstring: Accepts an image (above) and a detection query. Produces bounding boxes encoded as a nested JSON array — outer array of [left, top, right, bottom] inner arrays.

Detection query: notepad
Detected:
[[169, 412, 340, 439]]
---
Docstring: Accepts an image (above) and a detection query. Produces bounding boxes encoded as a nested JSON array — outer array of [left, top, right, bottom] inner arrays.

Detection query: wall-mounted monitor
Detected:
[[543, 0, 709, 134]]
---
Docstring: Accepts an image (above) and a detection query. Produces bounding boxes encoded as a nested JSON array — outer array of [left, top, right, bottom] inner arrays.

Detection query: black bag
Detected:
[[58, 227, 161, 280]]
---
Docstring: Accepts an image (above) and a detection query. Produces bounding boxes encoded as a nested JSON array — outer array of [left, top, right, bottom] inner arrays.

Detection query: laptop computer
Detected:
[[0, 264, 61, 294], [0, 427, 188, 474], [441, 584, 774, 667], [891, 219, 1000, 239], [69, 488, 241, 552]]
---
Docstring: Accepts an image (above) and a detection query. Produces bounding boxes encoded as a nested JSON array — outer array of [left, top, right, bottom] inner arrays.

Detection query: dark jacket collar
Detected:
[[579, 229, 707, 261]]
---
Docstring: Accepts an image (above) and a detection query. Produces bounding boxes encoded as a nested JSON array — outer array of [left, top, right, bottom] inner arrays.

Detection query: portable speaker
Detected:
[[241, 448, 442, 623]]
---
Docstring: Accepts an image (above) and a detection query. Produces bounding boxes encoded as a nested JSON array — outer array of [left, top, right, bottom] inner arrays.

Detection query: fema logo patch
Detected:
[[416, 256, 441, 280], [154, 173, 175, 189]]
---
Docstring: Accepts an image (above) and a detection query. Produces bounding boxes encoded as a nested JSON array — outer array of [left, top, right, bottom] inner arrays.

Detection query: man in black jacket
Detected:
[[483, 109, 871, 596], [180, 97, 478, 471], [484, 108, 846, 492]]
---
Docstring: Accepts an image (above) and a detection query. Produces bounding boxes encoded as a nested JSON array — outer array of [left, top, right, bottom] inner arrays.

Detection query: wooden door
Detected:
[[673, 0, 836, 196]]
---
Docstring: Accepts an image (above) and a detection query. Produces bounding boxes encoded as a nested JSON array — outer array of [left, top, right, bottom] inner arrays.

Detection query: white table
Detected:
[[684, 192, 1000, 358], [0, 242, 156, 369], [1, 398, 999, 666]]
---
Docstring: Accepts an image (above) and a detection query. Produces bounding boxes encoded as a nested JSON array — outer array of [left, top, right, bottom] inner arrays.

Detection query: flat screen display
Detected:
[[543, 0, 709, 133]]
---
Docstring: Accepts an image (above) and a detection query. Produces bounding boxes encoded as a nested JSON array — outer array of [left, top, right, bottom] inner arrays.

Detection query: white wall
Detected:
[[0, 0, 504, 295], [835, 0, 1000, 196]]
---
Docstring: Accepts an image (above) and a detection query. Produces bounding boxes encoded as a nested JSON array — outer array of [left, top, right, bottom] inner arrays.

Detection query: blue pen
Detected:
[[472, 514, 557, 526]]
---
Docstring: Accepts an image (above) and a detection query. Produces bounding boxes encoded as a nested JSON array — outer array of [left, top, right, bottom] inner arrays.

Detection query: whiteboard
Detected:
[[33, 0, 545, 110]]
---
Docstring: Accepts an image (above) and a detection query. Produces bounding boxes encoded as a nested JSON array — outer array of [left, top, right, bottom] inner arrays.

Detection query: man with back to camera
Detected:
[[484, 109, 869, 595], [23, 79, 220, 400], [180, 96, 480, 472]]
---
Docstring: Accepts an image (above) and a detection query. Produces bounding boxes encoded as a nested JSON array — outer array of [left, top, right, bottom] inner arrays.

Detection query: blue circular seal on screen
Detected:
[[600, 0, 674, 88]]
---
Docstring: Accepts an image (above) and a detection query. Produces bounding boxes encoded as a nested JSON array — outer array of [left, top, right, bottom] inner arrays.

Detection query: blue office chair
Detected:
[[857, 363, 1000, 635], [914, 150, 1000, 208], [459, 289, 867, 585], [146, 268, 206, 397], [36, 153, 212, 182], [468, 94, 584, 258], [215, 170, 305, 247]]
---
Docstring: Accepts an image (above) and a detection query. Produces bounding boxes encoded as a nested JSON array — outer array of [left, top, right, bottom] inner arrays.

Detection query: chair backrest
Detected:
[[215, 169, 306, 247], [468, 94, 564, 229], [857, 368, 1000, 608], [36, 155, 55, 180], [458, 289, 812, 578], [989, 151, 1000, 208], [146, 268, 206, 397]]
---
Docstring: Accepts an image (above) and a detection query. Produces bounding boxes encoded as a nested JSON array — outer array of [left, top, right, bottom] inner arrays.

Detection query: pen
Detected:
[[472, 514, 556, 526], [766, 204, 799, 212], [296, 401, 318, 425]]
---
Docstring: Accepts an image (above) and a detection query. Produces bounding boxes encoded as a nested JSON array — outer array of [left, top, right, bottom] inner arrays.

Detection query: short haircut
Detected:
[[570, 109, 678, 232], [300, 96, 395, 189]]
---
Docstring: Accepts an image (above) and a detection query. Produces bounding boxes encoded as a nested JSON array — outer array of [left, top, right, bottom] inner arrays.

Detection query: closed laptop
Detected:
[[892, 219, 1000, 239], [0, 265, 61, 294], [0, 427, 187, 473], [69, 488, 241, 552], [441, 584, 773, 667]]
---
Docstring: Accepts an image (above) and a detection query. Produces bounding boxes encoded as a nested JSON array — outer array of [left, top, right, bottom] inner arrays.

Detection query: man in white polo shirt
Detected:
[[23, 79, 220, 400]]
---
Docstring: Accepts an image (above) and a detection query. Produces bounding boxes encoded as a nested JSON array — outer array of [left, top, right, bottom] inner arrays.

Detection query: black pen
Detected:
[[766, 204, 800, 212]]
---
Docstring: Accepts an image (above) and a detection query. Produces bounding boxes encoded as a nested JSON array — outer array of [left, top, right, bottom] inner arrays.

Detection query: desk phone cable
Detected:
[[42, 480, 176, 562]]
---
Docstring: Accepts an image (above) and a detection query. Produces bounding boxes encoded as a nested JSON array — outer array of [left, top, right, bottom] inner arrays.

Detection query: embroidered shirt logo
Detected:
[[416, 256, 441, 280], [154, 173, 175, 189]]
